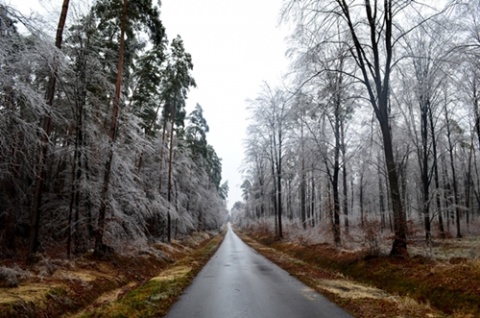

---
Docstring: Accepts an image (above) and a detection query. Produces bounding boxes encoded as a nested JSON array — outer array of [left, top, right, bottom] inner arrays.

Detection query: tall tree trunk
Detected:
[[442, 157, 452, 232], [276, 129, 283, 239], [94, 0, 128, 257], [310, 170, 316, 227], [28, 0, 70, 263], [300, 124, 307, 229], [444, 102, 462, 239], [340, 0, 408, 256], [327, 117, 341, 245], [67, 43, 88, 257], [428, 101, 445, 238], [465, 144, 473, 227], [359, 169, 365, 227], [341, 119, 349, 234], [378, 161, 386, 231], [158, 115, 169, 192], [378, 114, 407, 256], [269, 149, 278, 235], [473, 76, 480, 152], [421, 100, 431, 243], [166, 98, 177, 242]]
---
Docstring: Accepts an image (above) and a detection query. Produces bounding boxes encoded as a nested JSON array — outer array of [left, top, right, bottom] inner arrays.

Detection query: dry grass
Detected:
[[0, 229, 225, 318], [80, 233, 225, 318]]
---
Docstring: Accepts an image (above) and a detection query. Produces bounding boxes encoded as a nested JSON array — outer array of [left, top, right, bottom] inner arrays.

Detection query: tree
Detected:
[[247, 84, 290, 238], [0, 5, 42, 258], [0, 0, 227, 262], [93, 0, 165, 256], [28, 0, 71, 262], [398, 18, 454, 243], [162, 35, 195, 242], [283, 0, 451, 256]]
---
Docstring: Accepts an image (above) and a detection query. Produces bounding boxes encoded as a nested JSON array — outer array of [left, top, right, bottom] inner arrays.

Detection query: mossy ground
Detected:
[[79, 234, 224, 318]]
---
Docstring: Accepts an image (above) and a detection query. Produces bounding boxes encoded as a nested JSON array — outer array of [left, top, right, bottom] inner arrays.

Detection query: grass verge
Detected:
[[78, 233, 224, 318]]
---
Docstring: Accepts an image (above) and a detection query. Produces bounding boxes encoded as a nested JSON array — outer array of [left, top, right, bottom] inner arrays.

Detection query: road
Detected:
[[165, 224, 353, 318]]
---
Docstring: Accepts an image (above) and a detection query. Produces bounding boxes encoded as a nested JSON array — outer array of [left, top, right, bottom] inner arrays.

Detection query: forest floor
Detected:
[[237, 227, 480, 318], [0, 230, 225, 318]]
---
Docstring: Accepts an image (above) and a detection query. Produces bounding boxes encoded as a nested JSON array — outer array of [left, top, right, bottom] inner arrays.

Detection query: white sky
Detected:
[[12, 0, 290, 209]]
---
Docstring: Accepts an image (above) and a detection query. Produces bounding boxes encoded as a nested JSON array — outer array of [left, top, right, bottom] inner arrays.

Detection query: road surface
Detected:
[[165, 224, 353, 318]]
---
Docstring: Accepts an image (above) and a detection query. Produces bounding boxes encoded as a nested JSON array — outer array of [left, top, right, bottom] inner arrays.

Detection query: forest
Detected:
[[1, 0, 480, 316], [0, 0, 228, 262], [235, 0, 480, 257]]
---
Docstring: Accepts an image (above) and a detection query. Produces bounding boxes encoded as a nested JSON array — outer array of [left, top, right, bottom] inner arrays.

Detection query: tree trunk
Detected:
[[276, 136, 283, 239], [429, 102, 445, 238], [341, 119, 349, 234], [444, 102, 462, 239], [94, 0, 128, 257], [339, 0, 408, 256], [28, 0, 70, 263], [67, 42, 88, 257], [359, 170, 365, 227], [328, 117, 341, 245], [473, 77, 480, 152], [378, 161, 386, 231], [310, 170, 316, 227], [166, 98, 177, 243], [300, 142, 307, 229], [378, 116, 407, 256], [421, 100, 431, 244]]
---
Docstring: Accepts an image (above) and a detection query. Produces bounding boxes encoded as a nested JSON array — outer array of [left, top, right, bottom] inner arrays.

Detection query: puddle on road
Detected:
[[301, 287, 318, 301]]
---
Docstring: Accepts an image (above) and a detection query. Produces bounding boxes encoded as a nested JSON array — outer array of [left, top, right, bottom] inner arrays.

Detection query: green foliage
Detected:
[[219, 181, 229, 200], [93, 0, 164, 46], [131, 45, 167, 135], [186, 104, 209, 157], [161, 35, 196, 127]]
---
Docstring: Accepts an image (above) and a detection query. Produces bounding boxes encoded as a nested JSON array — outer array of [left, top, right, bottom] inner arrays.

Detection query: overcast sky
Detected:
[[13, 0, 290, 209]]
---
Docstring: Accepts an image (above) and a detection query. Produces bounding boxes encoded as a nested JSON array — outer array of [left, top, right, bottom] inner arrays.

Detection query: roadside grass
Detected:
[[0, 230, 225, 318], [238, 230, 480, 318], [78, 233, 224, 318]]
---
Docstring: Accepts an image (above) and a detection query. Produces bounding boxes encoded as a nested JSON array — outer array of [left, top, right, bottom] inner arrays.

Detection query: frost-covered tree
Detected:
[[0, 0, 225, 262]]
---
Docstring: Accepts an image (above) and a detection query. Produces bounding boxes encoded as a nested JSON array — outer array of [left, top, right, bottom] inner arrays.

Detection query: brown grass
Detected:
[[0, 230, 225, 318]]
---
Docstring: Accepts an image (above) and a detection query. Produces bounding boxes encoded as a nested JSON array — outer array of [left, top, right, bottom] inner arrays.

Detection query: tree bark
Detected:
[[341, 117, 349, 234], [28, 0, 70, 263], [444, 102, 462, 239], [94, 0, 128, 257], [429, 101, 446, 238], [166, 98, 177, 243], [300, 123, 307, 230]]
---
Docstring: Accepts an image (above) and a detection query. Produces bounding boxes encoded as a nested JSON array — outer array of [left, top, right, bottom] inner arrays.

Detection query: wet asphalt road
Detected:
[[164, 224, 353, 318]]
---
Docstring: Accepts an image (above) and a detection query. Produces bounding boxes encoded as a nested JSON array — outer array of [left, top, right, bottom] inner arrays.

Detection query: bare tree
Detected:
[[282, 0, 450, 256], [247, 84, 291, 238]]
